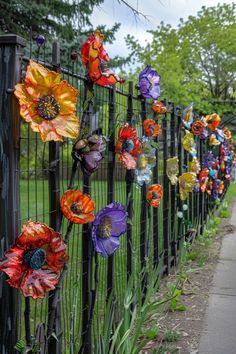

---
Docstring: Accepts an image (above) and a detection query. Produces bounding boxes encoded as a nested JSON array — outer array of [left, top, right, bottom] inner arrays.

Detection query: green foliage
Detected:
[[126, 3, 236, 116], [219, 201, 230, 218], [163, 330, 181, 343], [167, 283, 187, 312]]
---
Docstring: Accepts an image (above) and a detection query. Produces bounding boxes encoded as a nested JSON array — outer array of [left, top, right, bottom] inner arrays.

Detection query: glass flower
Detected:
[[203, 151, 214, 169], [177, 211, 183, 219], [199, 129, 209, 140], [223, 127, 232, 140], [178, 172, 196, 200], [139, 65, 160, 99], [205, 113, 221, 131], [189, 157, 200, 174], [116, 123, 142, 170], [135, 166, 153, 186], [60, 190, 95, 224], [92, 202, 127, 257], [194, 178, 200, 192], [206, 181, 213, 195], [151, 101, 167, 114], [166, 157, 179, 185], [143, 119, 161, 137], [215, 128, 225, 143], [182, 103, 193, 129], [218, 180, 224, 195], [81, 31, 124, 86], [199, 168, 209, 192], [0, 221, 68, 299], [182, 130, 196, 157], [191, 120, 204, 136], [147, 184, 163, 207], [209, 134, 220, 146], [183, 204, 188, 211], [14, 60, 80, 142], [72, 134, 106, 175]]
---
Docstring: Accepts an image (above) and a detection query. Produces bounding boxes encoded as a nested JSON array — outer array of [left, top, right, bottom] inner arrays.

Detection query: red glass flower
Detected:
[[147, 184, 163, 207], [81, 31, 124, 86], [143, 119, 161, 137], [0, 221, 68, 299], [60, 190, 95, 224], [199, 168, 209, 192], [115, 123, 142, 170], [205, 113, 221, 131]]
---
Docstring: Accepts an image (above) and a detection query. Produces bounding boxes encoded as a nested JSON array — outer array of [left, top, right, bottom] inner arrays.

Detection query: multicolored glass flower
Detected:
[[205, 113, 221, 131], [182, 130, 196, 157], [116, 123, 142, 170], [81, 31, 124, 86], [178, 172, 196, 200], [92, 202, 127, 257], [223, 127, 232, 140], [151, 101, 167, 114], [209, 134, 220, 146], [191, 120, 205, 136], [182, 103, 193, 129], [72, 134, 107, 175], [139, 65, 161, 99], [147, 184, 163, 207], [14, 60, 80, 142], [143, 119, 161, 137], [0, 221, 68, 299], [166, 157, 179, 185], [60, 190, 95, 224]]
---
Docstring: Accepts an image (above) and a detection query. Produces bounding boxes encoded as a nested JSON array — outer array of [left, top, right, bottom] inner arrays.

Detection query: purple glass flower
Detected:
[[35, 35, 45, 46], [72, 135, 106, 175], [203, 151, 215, 169], [139, 65, 161, 99], [199, 129, 208, 140], [92, 203, 127, 257]]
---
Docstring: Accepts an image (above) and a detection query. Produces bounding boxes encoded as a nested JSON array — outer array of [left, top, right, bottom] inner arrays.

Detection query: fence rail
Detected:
[[0, 34, 231, 354]]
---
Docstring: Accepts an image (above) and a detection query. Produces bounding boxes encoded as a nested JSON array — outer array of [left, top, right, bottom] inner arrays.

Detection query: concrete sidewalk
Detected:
[[198, 203, 236, 354]]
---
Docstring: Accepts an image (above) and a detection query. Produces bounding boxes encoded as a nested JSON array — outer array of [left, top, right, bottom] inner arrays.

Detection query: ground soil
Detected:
[[141, 217, 236, 354]]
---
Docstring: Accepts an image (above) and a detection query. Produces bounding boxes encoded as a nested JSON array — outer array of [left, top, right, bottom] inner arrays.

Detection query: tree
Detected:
[[126, 3, 236, 116]]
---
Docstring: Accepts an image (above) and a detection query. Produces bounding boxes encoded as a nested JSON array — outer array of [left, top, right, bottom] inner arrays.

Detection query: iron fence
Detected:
[[0, 34, 230, 354]]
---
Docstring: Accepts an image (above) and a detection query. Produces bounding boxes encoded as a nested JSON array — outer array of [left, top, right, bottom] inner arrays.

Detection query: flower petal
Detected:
[[52, 81, 79, 115], [38, 120, 63, 142], [95, 236, 120, 257], [53, 114, 80, 139], [17, 221, 53, 249]]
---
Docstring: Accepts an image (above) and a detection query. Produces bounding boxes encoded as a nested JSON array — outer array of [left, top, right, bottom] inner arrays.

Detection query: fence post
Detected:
[[177, 114, 183, 250], [0, 34, 26, 354], [162, 100, 170, 274], [126, 82, 134, 279], [107, 85, 116, 295], [153, 116, 159, 267], [47, 41, 62, 354], [140, 97, 148, 295], [170, 104, 177, 264]]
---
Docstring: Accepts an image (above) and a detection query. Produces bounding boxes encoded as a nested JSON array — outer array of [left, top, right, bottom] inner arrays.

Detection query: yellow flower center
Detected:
[[38, 95, 60, 120], [97, 216, 112, 239]]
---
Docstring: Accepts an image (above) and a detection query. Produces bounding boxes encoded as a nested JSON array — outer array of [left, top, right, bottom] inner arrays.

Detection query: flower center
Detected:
[[97, 216, 112, 239], [37, 95, 60, 120], [152, 191, 159, 200], [24, 248, 46, 270], [123, 139, 134, 153], [70, 202, 83, 215]]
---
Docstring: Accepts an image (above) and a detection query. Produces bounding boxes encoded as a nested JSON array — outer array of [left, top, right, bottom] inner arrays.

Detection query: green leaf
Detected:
[[150, 141, 159, 149]]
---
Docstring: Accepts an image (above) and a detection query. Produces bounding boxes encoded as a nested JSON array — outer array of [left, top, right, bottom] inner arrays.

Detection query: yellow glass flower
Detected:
[[166, 157, 179, 185], [178, 172, 196, 201], [182, 130, 196, 156], [189, 157, 200, 174], [14, 60, 80, 142], [209, 134, 220, 146]]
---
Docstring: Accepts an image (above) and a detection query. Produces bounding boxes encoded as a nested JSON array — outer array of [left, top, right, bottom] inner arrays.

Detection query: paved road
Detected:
[[198, 202, 236, 354]]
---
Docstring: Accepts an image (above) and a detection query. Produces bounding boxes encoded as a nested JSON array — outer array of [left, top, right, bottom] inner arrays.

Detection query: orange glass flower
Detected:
[[199, 168, 209, 192], [147, 184, 163, 207], [143, 119, 161, 137], [151, 101, 167, 114], [60, 190, 95, 224], [223, 127, 232, 140], [191, 120, 205, 136], [218, 180, 224, 194], [206, 181, 213, 195], [205, 113, 221, 131], [14, 60, 80, 142], [0, 221, 68, 299], [81, 31, 124, 86], [178, 172, 196, 200], [115, 123, 142, 170]]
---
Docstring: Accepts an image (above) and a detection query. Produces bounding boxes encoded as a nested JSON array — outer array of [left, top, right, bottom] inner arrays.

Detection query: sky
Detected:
[[90, 0, 234, 58]]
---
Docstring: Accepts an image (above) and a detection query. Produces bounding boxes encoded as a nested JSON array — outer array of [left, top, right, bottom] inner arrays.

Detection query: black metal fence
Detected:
[[0, 35, 230, 354]]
